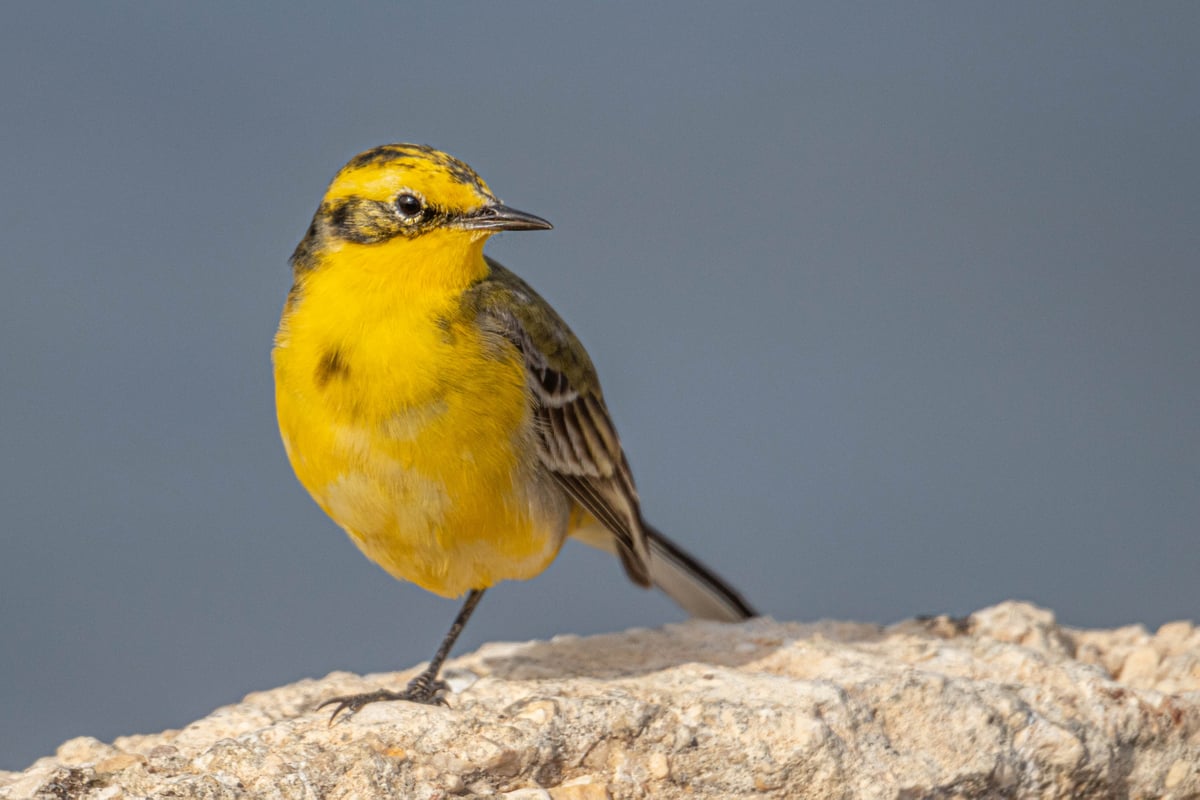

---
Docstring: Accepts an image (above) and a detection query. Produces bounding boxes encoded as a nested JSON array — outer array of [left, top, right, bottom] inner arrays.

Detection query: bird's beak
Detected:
[[456, 203, 553, 232]]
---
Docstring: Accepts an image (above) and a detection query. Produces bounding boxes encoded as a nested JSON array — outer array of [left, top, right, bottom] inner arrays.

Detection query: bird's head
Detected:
[[292, 144, 551, 283]]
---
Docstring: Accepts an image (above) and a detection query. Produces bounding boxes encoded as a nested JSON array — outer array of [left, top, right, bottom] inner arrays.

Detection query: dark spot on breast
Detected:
[[315, 347, 350, 387]]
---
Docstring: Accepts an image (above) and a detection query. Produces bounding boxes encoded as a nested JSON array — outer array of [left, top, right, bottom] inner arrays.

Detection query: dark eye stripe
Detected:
[[328, 198, 396, 244], [320, 196, 451, 245]]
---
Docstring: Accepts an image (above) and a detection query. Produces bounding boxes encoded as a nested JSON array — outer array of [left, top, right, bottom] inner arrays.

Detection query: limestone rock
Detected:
[[2, 602, 1198, 799]]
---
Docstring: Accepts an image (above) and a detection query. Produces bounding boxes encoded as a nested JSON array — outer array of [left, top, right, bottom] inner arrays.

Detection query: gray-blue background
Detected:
[[2, 3, 1197, 770]]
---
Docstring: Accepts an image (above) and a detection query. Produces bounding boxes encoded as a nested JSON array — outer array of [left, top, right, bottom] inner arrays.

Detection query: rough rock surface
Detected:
[[3, 602, 1199, 799]]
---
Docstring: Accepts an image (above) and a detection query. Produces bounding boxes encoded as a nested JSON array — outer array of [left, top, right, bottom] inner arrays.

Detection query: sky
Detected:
[[1, 2, 1197, 771]]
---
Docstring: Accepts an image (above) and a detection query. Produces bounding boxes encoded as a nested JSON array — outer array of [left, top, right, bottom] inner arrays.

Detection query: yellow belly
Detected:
[[273, 284, 569, 597]]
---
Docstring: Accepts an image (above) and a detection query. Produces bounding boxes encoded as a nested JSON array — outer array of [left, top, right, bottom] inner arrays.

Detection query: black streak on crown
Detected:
[[346, 144, 491, 197]]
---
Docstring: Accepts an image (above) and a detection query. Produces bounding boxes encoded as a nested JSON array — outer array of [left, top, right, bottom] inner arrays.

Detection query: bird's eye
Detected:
[[395, 193, 424, 219]]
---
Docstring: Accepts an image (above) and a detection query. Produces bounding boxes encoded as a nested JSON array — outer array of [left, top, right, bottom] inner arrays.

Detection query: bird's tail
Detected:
[[570, 522, 757, 622]]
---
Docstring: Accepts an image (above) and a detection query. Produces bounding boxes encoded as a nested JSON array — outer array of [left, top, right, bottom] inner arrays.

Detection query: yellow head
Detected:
[[291, 144, 551, 288]]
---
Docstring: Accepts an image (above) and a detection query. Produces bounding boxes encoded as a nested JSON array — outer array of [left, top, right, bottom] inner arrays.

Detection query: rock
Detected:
[[2, 601, 1198, 799]]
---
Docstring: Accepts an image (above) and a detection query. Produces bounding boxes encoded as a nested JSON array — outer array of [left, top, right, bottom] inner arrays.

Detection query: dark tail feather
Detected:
[[642, 524, 758, 621]]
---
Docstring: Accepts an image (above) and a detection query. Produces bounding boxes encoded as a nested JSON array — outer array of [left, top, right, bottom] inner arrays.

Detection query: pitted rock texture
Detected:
[[2, 602, 1198, 799]]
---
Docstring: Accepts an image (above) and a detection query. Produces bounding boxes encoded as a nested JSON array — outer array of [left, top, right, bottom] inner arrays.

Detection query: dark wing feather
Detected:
[[465, 259, 652, 585]]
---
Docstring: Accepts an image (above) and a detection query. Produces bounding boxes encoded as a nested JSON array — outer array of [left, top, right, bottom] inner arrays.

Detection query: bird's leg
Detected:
[[317, 588, 486, 723]]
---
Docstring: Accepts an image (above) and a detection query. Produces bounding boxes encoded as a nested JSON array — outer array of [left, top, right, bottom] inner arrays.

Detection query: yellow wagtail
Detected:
[[273, 144, 755, 719]]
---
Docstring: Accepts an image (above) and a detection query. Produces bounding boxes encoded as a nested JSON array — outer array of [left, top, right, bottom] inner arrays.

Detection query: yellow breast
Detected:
[[272, 241, 568, 597]]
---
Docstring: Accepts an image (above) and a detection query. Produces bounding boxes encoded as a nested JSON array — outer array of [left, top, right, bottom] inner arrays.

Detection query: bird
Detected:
[[273, 144, 756, 720]]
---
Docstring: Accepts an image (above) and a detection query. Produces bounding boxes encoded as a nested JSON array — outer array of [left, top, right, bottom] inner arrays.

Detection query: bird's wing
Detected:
[[466, 258, 653, 586]]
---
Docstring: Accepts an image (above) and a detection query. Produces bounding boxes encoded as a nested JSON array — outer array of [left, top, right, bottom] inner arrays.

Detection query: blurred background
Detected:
[[2, 2, 1197, 770]]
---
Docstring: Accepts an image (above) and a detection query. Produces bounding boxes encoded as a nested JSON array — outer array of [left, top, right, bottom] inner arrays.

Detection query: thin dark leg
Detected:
[[318, 588, 487, 723], [420, 587, 486, 682]]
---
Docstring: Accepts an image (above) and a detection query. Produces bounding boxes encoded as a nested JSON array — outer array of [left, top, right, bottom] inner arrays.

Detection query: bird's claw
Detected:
[[317, 675, 449, 724]]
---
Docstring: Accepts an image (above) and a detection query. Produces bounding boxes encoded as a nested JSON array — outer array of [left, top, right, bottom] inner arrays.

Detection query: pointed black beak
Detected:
[[456, 203, 553, 232]]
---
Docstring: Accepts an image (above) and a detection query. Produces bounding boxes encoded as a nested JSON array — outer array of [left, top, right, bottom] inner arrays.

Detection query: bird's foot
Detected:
[[317, 672, 448, 723]]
